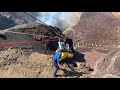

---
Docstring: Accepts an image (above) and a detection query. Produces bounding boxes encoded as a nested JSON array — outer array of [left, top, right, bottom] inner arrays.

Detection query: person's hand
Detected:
[[58, 64, 63, 69], [59, 48, 63, 51], [58, 64, 65, 70]]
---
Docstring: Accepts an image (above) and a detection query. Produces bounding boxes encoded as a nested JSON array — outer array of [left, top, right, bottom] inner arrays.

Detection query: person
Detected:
[[53, 51, 73, 78], [64, 40, 70, 52], [55, 38, 65, 53], [66, 37, 75, 53]]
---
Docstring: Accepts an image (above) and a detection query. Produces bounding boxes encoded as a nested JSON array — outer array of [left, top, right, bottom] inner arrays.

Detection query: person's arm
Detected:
[[58, 41, 62, 49]]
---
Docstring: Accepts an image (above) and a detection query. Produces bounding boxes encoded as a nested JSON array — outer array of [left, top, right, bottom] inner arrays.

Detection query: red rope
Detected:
[[0, 39, 59, 47]]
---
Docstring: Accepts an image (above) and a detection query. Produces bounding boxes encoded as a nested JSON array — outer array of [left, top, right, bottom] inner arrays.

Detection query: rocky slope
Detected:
[[65, 12, 120, 52], [1, 12, 120, 78], [92, 50, 120, 77], [0, 48, 53, 78], [0, 22, 91, 78], [0, 48, 91, 78], [0, 22, 64, 52], [0, 22, 87, 78], [64, 12, 120, 69]]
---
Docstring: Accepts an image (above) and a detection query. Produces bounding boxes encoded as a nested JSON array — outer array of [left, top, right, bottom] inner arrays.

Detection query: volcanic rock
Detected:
[[92, 50, 120, 76]]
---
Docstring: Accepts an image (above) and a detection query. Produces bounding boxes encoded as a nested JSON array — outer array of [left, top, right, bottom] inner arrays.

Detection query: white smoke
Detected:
[[36, 12, 81, 31]]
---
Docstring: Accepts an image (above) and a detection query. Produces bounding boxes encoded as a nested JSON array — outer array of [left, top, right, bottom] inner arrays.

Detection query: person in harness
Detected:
[[53, 51, 73, 78], [56, 37, 71, 53], [65, 37, 75, 53], [55, 38, 65, 53], [64, 39, 71, 52]]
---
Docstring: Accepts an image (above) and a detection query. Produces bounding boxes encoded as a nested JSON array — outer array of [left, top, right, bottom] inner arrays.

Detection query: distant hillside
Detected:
[[0, 12, 38, 30], [64, 12, 120, 53]]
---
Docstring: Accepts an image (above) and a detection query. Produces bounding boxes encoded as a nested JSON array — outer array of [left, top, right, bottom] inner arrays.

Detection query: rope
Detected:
[[0, 39, 59, 47], [23, 12, 64, 37], [23, 12, 46, 25], [0, 12, 66, 47], [4, 30, 60, 39], [0, 30, 65, 47]]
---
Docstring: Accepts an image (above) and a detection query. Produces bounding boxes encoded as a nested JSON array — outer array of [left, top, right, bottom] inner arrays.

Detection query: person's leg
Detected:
[[53, 61, 59, 77], [53, 67, 59, 77]]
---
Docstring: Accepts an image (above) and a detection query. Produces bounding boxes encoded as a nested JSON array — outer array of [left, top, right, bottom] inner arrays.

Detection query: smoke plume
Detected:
[[36, 12, 81, 31]]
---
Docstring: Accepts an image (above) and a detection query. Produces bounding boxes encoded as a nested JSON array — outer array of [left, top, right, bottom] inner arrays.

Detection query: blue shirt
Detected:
[[53, 51, 62, 64]]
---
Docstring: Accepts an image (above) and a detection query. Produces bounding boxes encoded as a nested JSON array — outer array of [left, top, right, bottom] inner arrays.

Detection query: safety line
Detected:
[[0, 39, 59, 47]]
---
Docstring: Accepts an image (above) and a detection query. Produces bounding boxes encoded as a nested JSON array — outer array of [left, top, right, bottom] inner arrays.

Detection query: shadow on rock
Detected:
[[62, 51, 85, 64], [63, 69, 86, 77], [61, 51, 86, 71], [0, 35, 7, 40], [73, 51, 85, 62]]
